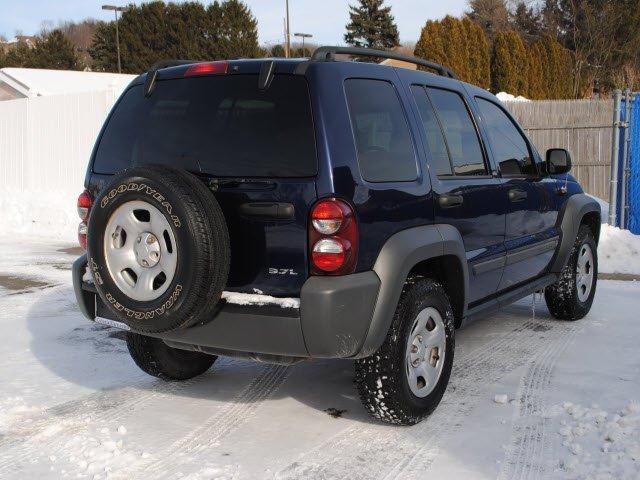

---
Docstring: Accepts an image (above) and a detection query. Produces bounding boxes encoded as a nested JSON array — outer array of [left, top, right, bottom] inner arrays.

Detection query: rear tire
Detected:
[[545, 225, 598, 321], [355, 279, 455, 425], [126, 332, 216, 381]]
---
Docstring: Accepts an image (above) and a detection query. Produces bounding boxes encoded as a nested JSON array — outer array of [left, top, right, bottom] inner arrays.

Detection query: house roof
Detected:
[[0, 68, 137, 98]]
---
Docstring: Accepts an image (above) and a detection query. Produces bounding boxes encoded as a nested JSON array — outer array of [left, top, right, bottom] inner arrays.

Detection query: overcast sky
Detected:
[[0, 0, 468, 45]]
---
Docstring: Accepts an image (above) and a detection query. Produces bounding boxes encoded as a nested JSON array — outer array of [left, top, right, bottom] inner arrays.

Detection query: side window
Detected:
[[345, 79, 418, 182], [410, 85, 453, 176], [427, 88, 487, 176], [476, 97, 536, 177]]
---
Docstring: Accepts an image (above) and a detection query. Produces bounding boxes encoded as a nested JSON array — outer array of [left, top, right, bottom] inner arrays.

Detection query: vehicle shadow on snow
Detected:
[[25, 287, 557, 426], [24, 287, 377, 424]]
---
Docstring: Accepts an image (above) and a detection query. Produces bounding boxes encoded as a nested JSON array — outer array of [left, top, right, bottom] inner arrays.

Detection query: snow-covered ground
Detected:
[[1, 237, 640, 479]]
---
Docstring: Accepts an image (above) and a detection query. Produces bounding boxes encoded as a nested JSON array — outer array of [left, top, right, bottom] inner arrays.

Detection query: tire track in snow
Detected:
[[498, 324, 579, 480], [276, 319, 536, 479], [140, 364, 291, 479], [0, 359, 239, 475], [275, 317, 572, 480], [382, 321, 577, 480]]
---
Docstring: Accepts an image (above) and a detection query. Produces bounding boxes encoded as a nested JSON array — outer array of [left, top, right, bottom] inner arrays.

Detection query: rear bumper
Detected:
[[73, 255, 381, 359]]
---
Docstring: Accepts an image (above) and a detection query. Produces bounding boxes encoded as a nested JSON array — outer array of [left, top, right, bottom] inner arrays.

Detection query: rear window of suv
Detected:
[[93, 74, 317, 177]]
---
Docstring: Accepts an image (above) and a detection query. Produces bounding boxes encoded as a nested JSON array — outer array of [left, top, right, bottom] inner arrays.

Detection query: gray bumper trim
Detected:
[[72, 254, 95, 321], [75, 254, 381, 359]]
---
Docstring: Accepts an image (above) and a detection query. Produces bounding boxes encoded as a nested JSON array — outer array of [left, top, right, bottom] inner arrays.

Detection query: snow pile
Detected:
[[44, 423, 146, 479], [558, 401, 640, 479], [0, 397, 42, 434], [0, 189, 78, 243], [496, 92, 531, 102], [222, 290, 300, 309], [180, 464, 238, 480], [599, 224, 640, 275]]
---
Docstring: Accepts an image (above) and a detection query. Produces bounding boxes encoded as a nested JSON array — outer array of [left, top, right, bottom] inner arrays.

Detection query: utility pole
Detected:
[[294, 33, 312, 56], [285, 0, 291, 58], [102, 5, 128, 73]]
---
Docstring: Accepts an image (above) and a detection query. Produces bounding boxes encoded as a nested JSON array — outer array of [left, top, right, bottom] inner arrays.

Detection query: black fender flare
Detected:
[[550, 193, 601, 273], [355, 224, 468, 358]]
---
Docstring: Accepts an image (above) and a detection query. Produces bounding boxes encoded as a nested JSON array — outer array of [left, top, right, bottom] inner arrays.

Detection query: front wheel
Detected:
[[545, 225, 598, 321], [355, 279, 455, 425]]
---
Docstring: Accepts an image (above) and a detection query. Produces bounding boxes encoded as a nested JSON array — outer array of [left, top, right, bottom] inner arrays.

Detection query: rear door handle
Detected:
[[508, 188, 528, 203], [439, 194, 464, 209]]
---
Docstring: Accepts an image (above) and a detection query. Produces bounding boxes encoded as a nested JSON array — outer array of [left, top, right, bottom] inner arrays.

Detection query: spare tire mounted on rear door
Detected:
[[87, 165, 230, 333]]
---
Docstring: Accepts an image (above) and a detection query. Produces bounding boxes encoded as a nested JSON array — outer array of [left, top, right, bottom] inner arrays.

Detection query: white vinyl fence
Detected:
[[0, 89, 118, 191], [0, 90, 119, 241]]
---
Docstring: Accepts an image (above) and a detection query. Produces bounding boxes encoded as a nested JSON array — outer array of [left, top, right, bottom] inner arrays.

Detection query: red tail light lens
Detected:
[[184, 61, 229, 77], [77, 190, 92, 222], [312, 200, 344, 234], [309, 198, 358, 275], [77, 190, 92, 250]]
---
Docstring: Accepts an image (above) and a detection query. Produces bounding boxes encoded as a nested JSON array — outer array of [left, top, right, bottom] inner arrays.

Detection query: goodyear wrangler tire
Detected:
[[87, 165, 230, 333]]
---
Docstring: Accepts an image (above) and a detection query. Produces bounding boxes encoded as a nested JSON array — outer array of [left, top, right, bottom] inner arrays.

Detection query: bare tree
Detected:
[[564, 1, 623, 97], [58, 19, 99, 69]]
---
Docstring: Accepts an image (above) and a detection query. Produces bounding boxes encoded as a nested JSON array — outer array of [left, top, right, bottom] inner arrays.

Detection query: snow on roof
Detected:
[[0, 68, 137, 98]]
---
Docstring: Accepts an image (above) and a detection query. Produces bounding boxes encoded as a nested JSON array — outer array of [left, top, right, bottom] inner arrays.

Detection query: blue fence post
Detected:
[[609, 91, 622, 226], [628, 93, 640, 234]]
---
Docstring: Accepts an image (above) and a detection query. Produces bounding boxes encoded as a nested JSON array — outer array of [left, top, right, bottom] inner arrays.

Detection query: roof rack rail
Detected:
[[310, 46, 458, 79], [144, 59, 199, 97]]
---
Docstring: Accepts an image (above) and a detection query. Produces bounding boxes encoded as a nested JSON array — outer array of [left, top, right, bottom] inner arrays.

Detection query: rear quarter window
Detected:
[[93, 74, 317, 177], [344, 78, 418, 183]]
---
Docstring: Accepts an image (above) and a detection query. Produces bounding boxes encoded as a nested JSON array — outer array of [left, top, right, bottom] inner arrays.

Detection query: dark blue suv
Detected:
[[73, 47, 601, 425]]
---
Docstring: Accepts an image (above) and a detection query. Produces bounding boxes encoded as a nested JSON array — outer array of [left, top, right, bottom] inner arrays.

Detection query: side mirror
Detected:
[[546, 148, 572, 175]]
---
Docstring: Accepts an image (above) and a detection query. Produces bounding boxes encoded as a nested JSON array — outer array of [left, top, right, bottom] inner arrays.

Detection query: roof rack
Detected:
[[310, 46, 458, 79]]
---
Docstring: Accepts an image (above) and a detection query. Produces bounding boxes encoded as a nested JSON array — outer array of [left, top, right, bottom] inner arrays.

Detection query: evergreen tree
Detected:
[[2, 30, 80, 70], [2, 40, 34, 67], [218, 0, 259, 59], [536, 34, 573, 99], [512, 1, 543, 38], [414, 20, 447, 69], [89, 0, 259, 73], [32, 29, 81, 70], [527, 43, 546, 99], [463, 18, 491, 89], [344, 0, 399, 51], [491, 30, 529, 96], [415, 17, 490, 88], [269, 44, 285, 58], [440, 16, 470, 81], [491, 32, 514, 93], [467, 0, 510, 40], [509, 30, 529, 95]]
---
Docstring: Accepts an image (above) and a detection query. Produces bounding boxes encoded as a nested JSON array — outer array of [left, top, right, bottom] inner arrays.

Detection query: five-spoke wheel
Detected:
[[103, 200, 178, 302]]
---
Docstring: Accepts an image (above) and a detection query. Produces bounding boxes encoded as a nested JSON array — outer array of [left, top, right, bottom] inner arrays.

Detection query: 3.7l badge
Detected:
[[268, 268, 299, 276]]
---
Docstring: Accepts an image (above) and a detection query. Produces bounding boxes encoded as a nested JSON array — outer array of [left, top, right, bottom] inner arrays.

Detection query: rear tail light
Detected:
[[78, 222, 88, 250], [77, 190, 92, 222], [184, 61, 229, 77], [77, 190, 92, 250], [309, 198, 358, 275]]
